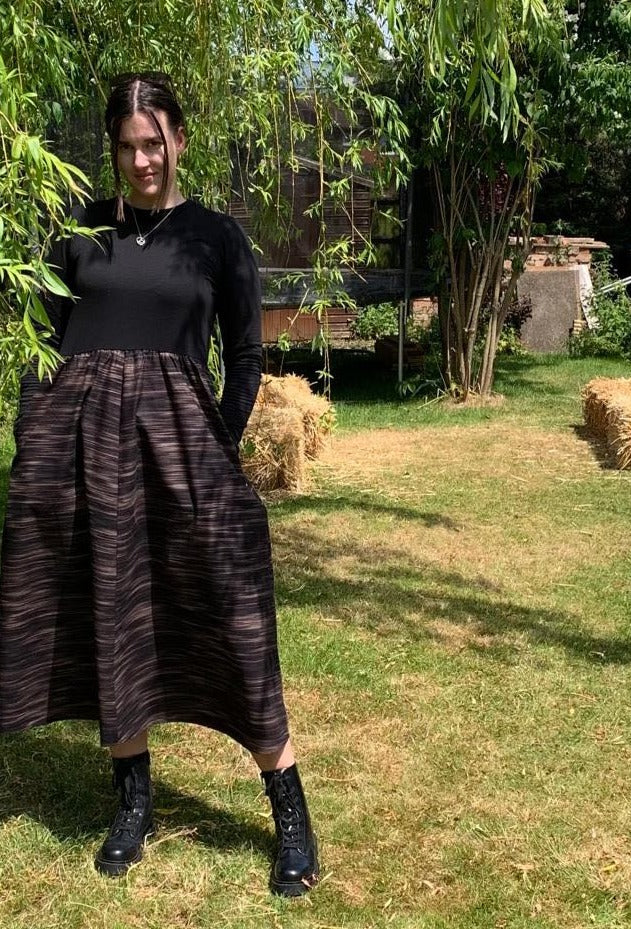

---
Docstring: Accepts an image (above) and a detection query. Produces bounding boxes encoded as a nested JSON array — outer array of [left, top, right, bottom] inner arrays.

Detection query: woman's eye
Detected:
[[117, 141, 162, 153]]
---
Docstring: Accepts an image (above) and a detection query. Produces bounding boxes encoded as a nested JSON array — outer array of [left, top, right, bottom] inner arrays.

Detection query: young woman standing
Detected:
[[0, 72, 319, 897]]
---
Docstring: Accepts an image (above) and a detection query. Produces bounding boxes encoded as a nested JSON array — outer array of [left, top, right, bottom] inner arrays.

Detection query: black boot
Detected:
[[94, 750, 155, 877], [261, 763, 319, 897]]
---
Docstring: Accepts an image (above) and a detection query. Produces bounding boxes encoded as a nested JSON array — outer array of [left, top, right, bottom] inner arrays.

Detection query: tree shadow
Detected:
[[271, 513, 631, 666], [493, 355, 574, 400], [273, 491, 462, 529], [0, 729, 273, 857]]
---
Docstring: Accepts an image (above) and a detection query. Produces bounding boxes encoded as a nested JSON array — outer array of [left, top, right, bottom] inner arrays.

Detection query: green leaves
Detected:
[[0, 0, 418, 404], [417, 0, 563, 141], [0, 14, 98, 412], [0, 0, 575, 406], [28, 293, 53, 328]]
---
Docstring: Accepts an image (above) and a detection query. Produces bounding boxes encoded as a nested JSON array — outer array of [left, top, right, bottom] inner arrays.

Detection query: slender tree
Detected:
[[380, 0, 569, 398]]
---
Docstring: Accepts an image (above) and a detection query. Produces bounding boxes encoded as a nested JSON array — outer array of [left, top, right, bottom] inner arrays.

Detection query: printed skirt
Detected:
[[0, 350, 289, 750]]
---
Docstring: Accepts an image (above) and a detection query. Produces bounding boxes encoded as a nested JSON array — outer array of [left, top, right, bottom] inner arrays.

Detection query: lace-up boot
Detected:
[[261, 763, 319, 896], [95, 750, 155, 876]]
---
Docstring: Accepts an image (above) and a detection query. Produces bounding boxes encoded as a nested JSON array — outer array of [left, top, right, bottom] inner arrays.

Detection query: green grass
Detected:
[[2, 351, 631, 927]]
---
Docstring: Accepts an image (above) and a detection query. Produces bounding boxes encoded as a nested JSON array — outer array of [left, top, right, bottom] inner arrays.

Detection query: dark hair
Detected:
[[104, 73, 185, 221]]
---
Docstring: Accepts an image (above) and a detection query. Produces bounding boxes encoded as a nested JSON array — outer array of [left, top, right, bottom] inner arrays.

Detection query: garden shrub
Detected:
[[350, 303, 399, 340], [570, 254, 631, 359]]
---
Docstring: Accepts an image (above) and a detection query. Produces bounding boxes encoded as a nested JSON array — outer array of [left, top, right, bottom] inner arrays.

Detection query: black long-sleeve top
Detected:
[[21, 197, 262, 444]]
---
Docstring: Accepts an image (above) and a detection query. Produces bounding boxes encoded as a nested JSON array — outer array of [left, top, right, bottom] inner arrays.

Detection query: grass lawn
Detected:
[[2, 353, 631, 928]]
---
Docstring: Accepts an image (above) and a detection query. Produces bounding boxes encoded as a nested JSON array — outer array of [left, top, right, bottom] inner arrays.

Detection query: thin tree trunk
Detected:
[[437, 280, 452, 384], [478, 314, 497, 395]]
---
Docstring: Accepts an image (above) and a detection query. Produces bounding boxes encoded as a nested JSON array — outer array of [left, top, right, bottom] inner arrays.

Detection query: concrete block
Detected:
[[518, 267, 580, 352]]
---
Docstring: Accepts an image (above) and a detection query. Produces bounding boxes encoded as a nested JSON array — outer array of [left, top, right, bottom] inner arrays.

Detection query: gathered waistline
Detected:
[[63, 349, 208, 365]]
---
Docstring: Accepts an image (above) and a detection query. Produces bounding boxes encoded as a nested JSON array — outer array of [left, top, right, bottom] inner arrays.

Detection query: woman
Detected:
[[0, 72, 319, 897]]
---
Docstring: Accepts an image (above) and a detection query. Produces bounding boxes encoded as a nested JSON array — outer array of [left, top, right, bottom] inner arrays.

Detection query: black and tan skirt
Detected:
[[0, 350, 289, 751]]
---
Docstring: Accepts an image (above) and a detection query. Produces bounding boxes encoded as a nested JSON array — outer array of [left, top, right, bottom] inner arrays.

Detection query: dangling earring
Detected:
[[115, 191, 125, 223]]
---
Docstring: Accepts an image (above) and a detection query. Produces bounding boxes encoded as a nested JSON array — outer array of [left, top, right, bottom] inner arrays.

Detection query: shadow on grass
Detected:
[[493, 355, 579, 401], [572, 422, 619, 471], [0, 729, 273, 857], [271, 507, 631, 666], [266, 345, 401, 405], [274, 492, 462, 529], [322, 351, 574, 408]]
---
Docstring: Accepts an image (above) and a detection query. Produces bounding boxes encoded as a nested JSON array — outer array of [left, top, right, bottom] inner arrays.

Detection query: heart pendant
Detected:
[[136, 235, 146, 246]]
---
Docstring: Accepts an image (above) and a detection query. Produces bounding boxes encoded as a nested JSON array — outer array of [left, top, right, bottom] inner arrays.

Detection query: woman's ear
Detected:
[[176, 126, 186, 155]]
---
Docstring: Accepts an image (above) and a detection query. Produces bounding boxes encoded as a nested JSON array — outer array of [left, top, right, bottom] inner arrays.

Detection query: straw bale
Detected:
[[256, 374, 334, 458], [241, 405, 306, 492], [241, 374, 334, 492], [582, 377, 631, 468]]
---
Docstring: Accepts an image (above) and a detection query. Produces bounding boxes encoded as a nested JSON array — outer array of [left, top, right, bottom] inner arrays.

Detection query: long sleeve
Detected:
[[19, 224, 74, 413], [216, 216, 262, 445]]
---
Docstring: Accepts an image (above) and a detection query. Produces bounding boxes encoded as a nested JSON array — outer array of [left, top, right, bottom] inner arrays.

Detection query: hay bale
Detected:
[[255, 374, 334, 458], [241, 405, 306, 492], [241, 374, 334, 492], [582, 377, 631, 468]]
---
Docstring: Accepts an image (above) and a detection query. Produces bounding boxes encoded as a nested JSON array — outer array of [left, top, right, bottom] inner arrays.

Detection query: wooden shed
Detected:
[[228, 155, 422, 342], [229, 155, 375, 269]]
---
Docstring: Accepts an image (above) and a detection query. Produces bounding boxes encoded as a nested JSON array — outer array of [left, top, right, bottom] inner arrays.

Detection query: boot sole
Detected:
[[270, 870, 320, 897], [94, 823, 155, 877]]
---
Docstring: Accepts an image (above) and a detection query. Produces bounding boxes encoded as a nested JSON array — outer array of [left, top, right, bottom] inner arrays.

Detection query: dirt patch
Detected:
[[443, 393, 507, 408]]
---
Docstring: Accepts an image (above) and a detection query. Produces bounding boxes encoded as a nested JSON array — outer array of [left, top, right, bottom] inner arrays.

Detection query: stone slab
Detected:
[[518, 267, 580, 352]]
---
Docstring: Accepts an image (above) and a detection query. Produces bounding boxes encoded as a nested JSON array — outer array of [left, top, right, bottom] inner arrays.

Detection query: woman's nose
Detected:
[[133, 148, 150, 168]]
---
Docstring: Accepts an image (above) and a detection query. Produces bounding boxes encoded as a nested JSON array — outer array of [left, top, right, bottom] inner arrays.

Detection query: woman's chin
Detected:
[[128, 179, 161, 204]]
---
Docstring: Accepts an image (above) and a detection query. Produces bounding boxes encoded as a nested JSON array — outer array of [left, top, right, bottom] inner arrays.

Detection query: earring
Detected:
[[115, 192, 125, 223]]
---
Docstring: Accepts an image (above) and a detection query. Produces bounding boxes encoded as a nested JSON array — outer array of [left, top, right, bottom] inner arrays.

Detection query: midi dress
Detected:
[[0, 197, 290, 752]]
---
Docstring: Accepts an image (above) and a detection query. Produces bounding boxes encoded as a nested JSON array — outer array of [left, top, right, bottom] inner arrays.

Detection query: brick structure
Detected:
[[516, 235, 608, 269]]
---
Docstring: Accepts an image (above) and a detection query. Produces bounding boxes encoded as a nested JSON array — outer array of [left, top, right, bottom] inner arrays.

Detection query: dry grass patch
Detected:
[[293, 424, 631, 626], [425, 618, 496, 651], [316, 423, 602, 490], [563, 828, 631, 897]]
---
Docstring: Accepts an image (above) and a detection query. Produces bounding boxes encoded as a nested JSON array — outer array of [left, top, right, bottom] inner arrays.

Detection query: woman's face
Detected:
[[116, 109, 185, 207]]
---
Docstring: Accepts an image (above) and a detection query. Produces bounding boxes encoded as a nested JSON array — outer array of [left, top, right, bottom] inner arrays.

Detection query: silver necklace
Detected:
[[129, 204, 176, 246]]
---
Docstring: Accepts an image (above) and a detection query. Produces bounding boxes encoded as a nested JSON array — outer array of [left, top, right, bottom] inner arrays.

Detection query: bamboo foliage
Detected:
[[0, 1, 110, 412]]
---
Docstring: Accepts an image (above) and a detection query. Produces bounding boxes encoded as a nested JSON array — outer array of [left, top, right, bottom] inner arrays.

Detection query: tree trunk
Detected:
[[437, 280, 453, 385], [478, 311, 498, 396]]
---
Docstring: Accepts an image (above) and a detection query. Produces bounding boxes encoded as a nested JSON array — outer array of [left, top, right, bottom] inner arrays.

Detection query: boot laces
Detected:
[[110, 805, 144, 835], [111, 768, 147, 835], [274, 780, 304, 850]]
